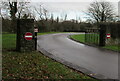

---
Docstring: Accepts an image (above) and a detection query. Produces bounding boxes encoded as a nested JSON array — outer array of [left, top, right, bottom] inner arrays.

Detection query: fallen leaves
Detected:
[[2, 51, 92, 80]]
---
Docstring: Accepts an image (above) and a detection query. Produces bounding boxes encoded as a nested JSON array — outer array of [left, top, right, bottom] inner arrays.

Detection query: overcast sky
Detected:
[[30, 0, 119, 2], [30, 0, 119, 21]]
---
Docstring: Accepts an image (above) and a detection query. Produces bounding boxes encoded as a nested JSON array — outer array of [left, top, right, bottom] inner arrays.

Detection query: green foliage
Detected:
[[3, 18, 92, 33], [2, 19, 12, 33], [99, 22, 120, 39], [108, 22, 120, 39]]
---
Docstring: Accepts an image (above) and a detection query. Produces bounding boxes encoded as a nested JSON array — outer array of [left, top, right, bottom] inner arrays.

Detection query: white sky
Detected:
[[0, 0, 120, 21], [41, 2, 91, 21], [3, 0, 119, 21], [30, 0, 119, 21], [30, 0, 119, 2]]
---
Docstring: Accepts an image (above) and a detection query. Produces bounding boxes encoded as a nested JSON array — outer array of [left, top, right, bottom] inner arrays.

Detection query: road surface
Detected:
[[37, 33, 118, 79]]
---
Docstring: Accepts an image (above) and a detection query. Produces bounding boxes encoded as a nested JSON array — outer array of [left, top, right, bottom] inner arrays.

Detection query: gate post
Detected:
[[99, 23, 106, 46], [16, 19, 35, 52], [85, 30, 88, 43]]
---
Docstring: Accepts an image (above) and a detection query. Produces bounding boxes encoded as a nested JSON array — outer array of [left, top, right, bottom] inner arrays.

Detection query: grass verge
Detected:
[[2, 34, 16, 50], [3, 51, 93, 79], [70, 34, 85, 43], [103, 45, 119, 51], [2, 32, 66, 50], [70, 34, 119, 52], [37, 32, 71, 35], [2, 32, 96, 80]]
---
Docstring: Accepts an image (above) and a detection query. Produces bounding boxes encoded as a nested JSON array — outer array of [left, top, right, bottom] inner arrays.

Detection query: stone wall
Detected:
[[16, 19, 35, 52]]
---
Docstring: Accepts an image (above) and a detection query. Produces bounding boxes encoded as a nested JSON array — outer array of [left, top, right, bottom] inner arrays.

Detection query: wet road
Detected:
[[37, 33, 118, 79]]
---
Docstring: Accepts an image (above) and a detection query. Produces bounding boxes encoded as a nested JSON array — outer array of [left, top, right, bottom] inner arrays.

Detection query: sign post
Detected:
[[34, 27, 38, 50]]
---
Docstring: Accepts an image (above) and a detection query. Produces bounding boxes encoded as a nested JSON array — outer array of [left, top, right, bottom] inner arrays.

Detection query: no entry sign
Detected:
[[106, 33, 111, 39], [24, 32, 33, 40]]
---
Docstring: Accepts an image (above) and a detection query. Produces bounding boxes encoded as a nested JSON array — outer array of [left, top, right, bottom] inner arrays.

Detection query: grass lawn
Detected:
[[38, 32, 63, 35], [2, 34, 16, 50], [2, 32, 65, 50], [3, 51, 92, 79], [37, 32, 75, 35], [71, 34, 85, 43], [70, 34, 119, 52], [2, 32, 96, 80], [103, 45, 119, 51], [0, 34, 2, 48]]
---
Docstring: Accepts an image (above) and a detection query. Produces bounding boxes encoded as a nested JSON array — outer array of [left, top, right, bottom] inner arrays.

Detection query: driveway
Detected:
[[37, 33, 118, 79]]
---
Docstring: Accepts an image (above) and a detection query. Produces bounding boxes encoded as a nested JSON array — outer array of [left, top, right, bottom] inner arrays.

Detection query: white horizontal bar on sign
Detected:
[[25, 36, 32, 37], [107, 36, 110, 37]]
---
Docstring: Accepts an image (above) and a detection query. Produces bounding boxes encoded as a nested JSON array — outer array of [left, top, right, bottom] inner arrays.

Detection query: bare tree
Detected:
[[1, 1, 17, 19], [17, 2, 30, 19], [56, 16, 59, 23], [9, 1, 17, 20], [34, 4, 50, 20], [64, 14, 67, 21], [1, 0, 30, 19], [34, 5, 43, 20], [43, 8, 50, 21], [60, 13, 67, 21], [1, 0, 31, 32], [79, 17, 82, 23], [8, 1, 17, 32], [87, 1, 114, 23], [50, 13, 54, 23]]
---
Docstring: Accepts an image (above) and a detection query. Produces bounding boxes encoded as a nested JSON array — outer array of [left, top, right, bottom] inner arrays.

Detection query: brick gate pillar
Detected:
[[99, 23, 106, 46]]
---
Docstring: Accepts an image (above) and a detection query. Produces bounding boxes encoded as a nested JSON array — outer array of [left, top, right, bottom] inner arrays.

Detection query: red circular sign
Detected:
[[106, 33, 111, 39], [24, 32, 33, 40]]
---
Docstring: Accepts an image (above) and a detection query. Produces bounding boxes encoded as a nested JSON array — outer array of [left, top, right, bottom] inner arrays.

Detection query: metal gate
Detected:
[[85, 23, 106, 46], [85, 28, 100, 46]]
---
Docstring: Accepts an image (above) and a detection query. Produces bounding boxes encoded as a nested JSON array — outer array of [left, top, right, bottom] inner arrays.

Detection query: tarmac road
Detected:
[[37, 33, 118, 79]]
